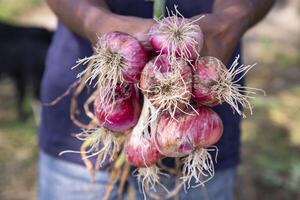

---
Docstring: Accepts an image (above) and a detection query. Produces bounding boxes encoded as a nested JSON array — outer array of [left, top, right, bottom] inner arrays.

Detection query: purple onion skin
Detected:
[[101, 31, 148, 83], [139, 55, 192, 109], [192, 57, 225, 106], [149, 17, 203, 60], [125, 135, 163, 168], [94, 85, 141, 132], [155, 106, 223, 157], [188, 106, 223, 147]]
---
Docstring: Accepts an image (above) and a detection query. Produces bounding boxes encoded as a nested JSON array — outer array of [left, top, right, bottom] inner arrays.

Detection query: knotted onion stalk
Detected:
[[124, 98, 168, 198]]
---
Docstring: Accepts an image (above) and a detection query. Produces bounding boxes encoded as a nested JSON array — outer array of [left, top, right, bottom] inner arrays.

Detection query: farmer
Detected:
[[39, 0, 275, 199]]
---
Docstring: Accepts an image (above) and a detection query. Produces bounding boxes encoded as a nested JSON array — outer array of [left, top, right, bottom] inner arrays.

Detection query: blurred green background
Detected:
[[0, 0, 299, 199]]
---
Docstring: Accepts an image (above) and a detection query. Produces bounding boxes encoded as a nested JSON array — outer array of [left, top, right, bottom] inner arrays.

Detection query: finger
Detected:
[[134, 32, 153, 51]]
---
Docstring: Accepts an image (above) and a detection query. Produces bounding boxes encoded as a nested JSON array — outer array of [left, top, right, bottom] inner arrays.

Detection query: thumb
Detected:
[[134, 32, 153, 51]]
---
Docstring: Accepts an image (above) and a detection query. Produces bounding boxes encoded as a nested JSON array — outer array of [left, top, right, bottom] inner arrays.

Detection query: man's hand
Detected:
[[194, 0, 275, 64], [47, 0, 275, 56], [197, 13, 247, 64], [47, 0, 154, 47], [87, 13, 154, 46]]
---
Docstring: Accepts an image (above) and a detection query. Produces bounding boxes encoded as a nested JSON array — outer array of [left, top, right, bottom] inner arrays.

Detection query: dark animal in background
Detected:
[[0, 22, 53, 120]]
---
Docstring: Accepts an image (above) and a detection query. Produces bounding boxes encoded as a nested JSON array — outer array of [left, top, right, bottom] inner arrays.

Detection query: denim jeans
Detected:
[[38, 151, 236, 200]]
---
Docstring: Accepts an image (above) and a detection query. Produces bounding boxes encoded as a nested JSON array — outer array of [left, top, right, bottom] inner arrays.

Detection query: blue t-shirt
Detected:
[[39, 0, 242, 170]]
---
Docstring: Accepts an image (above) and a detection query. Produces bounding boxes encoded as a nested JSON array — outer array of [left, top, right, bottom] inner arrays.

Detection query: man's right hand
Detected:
[[47, 0, 154, 47], [86, 11, 155, 46]]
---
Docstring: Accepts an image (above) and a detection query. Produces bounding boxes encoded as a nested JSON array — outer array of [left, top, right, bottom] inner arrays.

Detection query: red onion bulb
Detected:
[[125, 134, 162, 168], [192, 56, 263, 116], [155, 106, 223, 157], [149, 14, 204, 60], [75, 31, 148, 105], [94, 84, 141, 132], [90, 31, 147, 83], [140, 55, 193, 118]]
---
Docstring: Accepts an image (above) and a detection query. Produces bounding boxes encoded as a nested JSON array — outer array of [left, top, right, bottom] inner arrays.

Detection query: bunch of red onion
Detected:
[[126, 7, 262, 193], [126, 8, 211, 193], [65, 6, 263, 198]]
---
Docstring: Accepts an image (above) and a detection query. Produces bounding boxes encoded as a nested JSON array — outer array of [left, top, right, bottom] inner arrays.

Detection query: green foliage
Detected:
[[0, 0, 42, 21], [0, 79, 37, 200], [238, 45, 300, 198]]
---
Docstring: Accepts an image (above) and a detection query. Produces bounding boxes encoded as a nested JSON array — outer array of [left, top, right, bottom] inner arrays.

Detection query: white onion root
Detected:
[[212, 55, 265, 117], [59, 127, 119, 167], [135, 165, 169, 199], [73, 48, 125, 105], [151, 6, 204, 62], [181, 146, 218, 191]]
